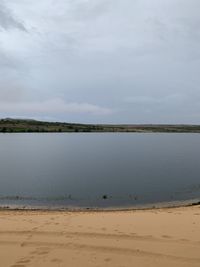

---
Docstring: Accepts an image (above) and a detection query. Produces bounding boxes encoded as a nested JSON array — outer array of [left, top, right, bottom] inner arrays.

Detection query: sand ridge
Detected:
[[0, 206, 200, 267]]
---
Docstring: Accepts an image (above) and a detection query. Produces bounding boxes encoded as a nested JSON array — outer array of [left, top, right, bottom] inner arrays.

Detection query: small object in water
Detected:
[[102, 195, 108, 199], [191, 201, 200, 206]]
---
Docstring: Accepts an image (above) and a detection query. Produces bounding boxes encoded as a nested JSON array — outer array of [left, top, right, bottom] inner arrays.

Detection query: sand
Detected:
[[0, 205, 200, 267]]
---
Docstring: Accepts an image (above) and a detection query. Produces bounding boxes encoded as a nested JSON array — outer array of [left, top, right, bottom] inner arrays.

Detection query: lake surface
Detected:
[[0, 133, 200, 209]]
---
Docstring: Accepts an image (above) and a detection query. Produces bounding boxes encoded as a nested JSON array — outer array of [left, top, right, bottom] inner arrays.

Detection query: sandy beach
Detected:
[[0, 205, 199, 267]]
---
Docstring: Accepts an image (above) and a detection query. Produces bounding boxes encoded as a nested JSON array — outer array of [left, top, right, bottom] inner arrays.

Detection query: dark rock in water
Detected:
[[191, 201, 200, 206], [102, 195, 108, 200], [128, 194, 138, 200]]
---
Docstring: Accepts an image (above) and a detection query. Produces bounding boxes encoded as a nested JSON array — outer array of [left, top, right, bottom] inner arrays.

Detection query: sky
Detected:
[[0, 0, 200, 124]]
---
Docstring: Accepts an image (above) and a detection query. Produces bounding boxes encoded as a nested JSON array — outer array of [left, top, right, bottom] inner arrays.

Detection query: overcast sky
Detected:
[[0, 0, 200, 123]]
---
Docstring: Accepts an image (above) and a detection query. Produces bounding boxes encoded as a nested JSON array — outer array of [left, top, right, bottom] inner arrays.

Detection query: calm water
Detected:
[[0, 133, 200, 209]]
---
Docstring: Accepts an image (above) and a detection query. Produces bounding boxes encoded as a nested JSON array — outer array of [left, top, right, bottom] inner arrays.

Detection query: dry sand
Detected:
[[0, 205, 200, 267]]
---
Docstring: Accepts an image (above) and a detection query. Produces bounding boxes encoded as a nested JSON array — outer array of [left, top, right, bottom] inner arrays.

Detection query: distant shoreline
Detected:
[[0, 198, 199, 212], [1, 118, 200, 133]]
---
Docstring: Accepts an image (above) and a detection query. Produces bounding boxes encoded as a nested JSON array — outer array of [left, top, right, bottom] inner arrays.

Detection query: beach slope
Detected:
[[0, 205, 200, 267]]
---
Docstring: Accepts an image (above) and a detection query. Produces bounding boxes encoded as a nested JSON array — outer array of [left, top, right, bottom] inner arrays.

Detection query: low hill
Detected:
[[1, 119, 200, 133]]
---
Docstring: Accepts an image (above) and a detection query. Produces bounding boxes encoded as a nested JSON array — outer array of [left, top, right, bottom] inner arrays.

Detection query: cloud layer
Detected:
[[0, 98, 112, 116], [0, 1, 26, 31], [0, 0, 200, 123]]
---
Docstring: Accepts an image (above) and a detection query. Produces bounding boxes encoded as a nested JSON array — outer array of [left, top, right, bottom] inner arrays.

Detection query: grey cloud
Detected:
[[0, 50, 16, 68], [0, 0, 200, 124], [0, 98, 113, 116], [0, 1, 26, 31], [0, 85, 25, 103], [71, 0, 113, 21], [124, 94, 187, 105]]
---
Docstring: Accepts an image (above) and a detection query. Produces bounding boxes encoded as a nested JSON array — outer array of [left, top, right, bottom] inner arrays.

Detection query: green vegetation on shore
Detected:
[[1, 118, 200, 133]]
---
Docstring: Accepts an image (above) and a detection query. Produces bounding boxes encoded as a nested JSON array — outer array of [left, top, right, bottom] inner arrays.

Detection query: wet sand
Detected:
[[0, 205, 200, 267]]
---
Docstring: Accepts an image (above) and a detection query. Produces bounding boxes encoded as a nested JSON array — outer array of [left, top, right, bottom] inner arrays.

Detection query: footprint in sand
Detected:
[[10, 265, 26, 267], [37, 251, 49, 255], [162, 235, 171, 239], [17, 259, 31, 264], [104, 258, 111, 262], [26, 234, 33, 241], [51, 258, 63, 263], [30, 247, 50, 256]]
